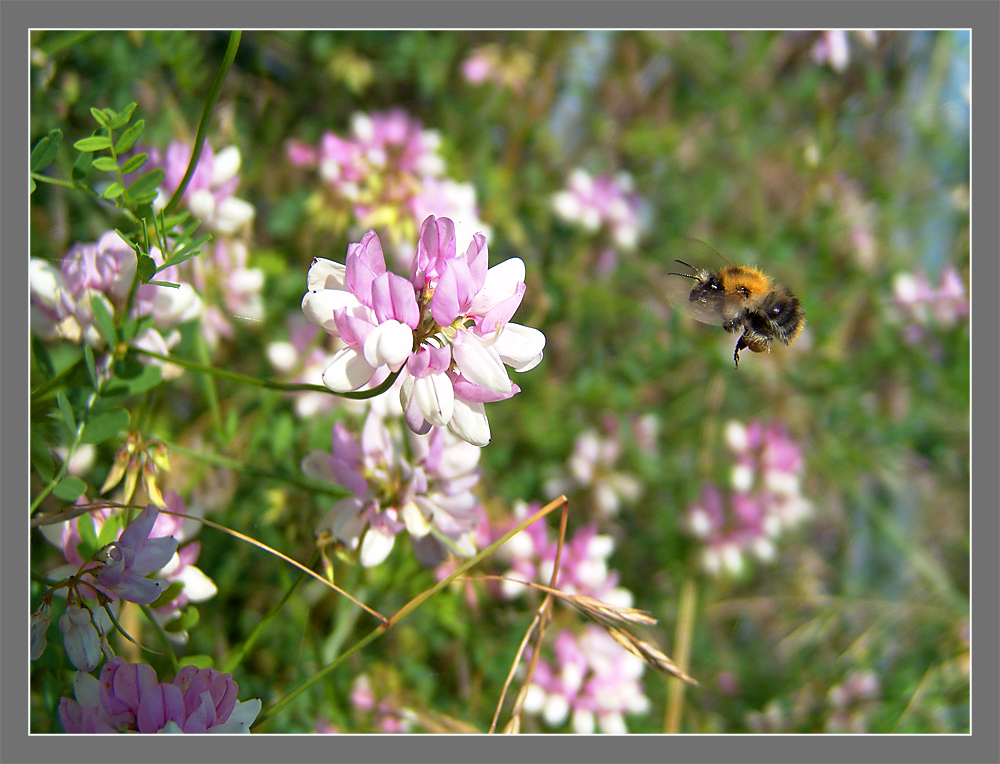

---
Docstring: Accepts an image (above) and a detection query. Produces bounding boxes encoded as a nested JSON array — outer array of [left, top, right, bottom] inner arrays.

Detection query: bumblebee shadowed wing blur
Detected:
[[666, 260, 805, 368]]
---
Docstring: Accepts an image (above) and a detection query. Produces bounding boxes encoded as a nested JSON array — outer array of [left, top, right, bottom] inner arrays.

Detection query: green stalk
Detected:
[[132, 346, 399, 399], [222, 552, 318, 675], [163, 31, 242, 216]]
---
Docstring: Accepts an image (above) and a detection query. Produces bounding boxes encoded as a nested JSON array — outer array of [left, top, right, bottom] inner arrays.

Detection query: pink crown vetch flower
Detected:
[[301, 215, 545, 447]]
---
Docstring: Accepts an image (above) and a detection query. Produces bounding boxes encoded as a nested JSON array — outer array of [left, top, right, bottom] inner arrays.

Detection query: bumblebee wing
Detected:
[[664, 274, 729, 326]]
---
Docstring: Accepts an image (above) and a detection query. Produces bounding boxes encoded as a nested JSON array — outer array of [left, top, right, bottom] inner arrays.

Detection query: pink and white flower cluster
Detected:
[[497, 504, 634, 608], [684, 419, 812, 577], [29, 232, 198, 375], [522, 625, 651, 734], [143, 142, 264, 348], [305, 410, 485, 567], [460, 43, 535, 94], [59, 657, 260, 733], [544, 422, 644, 517], [551, 168, 648, 255], [288, 109, 490, 264], [301, 215, 545, 447], [146, 142, 256, 236], [891, 266, 968, 346]]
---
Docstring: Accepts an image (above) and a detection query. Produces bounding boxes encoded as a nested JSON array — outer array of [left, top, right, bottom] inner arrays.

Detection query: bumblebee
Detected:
[[667, 260, 805, 368]]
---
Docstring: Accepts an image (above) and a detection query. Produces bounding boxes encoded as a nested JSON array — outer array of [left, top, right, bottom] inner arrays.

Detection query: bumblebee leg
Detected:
[[734, 335, 748, 368]]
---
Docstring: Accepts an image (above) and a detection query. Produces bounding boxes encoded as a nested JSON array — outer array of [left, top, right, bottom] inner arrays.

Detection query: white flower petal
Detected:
[[494, 323, 546, 372], [359, 528, 395, 567], [188, 189, 216, 222], [413, 373, 454, 427], [214, 197, 256, 233], [322, 347, 377, 392], [307, 258, 348, 291], [210, 146, 242, 186], [324, 497, 365, 544], [300, 288, 365, 334], [174, 565, 218, 602], [362, 320, 413, 370], [400, 500, 432, 537], [208, 698, 261, 734], [469, 257, 526, 315], [452, 333, 511, 394], [572, 707, 596, 735], [29, 259, 66, 308], [448, 398, 491, 447], [266, 341, 298, 373], [150, 282, 202, 326]]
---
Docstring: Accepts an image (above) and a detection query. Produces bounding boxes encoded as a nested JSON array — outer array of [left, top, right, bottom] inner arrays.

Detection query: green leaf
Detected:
[[75, 513, 99, 558], [162, 211, 191, 230], [118, 312, 154, 344], [96, 514, 123, 548], [112, 228, 138, 250], [90, 297, 118, 348], [80, 408, 130, 444], [90, 107, 110, 127], [91, 156, 118, 172], [53, 476, 87, 503], [115, 119, 145, 155], [84, 345, 99, 391], [73, 135, 111, 152], [56, 390, 76, 432], [150, 581, 184, 609], [30, 177, 36, 194], [102, 182, 124, 200], [30, 129, 63, 172], [31, 333, 56, 379], [145, 280, 180, 289], [178, 655, 214, 670], [101, 363, 162, 398], [31, 432, 55, 483], [109, 102, 137, 130], [72, 150, 93, 182], [164, 605, 200, 633], [137, 254, 157, 283], [127, 167, 165, 199], [120, 153, 147, 175]]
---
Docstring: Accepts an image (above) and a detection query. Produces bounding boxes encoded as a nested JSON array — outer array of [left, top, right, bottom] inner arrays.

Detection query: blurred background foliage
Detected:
[[30, 30, 969, 734]]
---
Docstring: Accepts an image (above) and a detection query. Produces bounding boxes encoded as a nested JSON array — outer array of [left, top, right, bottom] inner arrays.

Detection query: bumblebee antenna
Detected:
[[683, 236, 732, 267], [668, 259, 698, 278]]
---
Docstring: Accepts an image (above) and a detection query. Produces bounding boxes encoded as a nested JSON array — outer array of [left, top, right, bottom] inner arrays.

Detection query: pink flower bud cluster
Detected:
[[684, 420, 812, 577]]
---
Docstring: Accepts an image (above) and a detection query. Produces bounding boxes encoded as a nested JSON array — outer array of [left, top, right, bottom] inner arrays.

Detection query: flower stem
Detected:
[[163, 31, 242, 216], [131, 346, 399, 399], [664, 577, 697, 733], [221, 551, 319, 675]]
